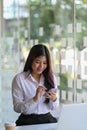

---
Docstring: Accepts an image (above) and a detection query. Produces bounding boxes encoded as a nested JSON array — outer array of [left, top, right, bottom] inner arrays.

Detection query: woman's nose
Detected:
[[39, 63, 43, 67]]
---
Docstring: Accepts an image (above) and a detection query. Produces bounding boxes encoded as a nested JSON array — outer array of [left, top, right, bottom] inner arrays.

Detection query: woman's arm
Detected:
[[12, 75, 37, 114], [47, 75, 59, 110]]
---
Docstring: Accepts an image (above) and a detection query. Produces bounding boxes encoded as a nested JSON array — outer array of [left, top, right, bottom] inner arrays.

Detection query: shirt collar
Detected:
[[26, 72, 44, 84]]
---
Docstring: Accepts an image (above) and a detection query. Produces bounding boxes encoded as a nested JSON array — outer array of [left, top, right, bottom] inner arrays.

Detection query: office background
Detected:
[[0, 0, 87, 129]]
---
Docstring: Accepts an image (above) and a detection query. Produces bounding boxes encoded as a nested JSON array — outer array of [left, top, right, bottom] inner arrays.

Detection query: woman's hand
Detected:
[[45, 89, 57, 102], [33, 86, 47, 102]]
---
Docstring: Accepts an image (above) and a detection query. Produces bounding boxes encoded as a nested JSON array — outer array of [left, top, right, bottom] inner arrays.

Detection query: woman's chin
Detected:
[[37, 71, 43, 74]]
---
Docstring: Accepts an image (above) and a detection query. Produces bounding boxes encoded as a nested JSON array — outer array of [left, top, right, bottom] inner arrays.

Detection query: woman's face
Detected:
[[31, 56, 47, 75]]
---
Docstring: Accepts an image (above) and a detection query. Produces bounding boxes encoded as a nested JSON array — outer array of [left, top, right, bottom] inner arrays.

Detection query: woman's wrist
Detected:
[[52, 97, 57, 102], [33, 96, 38, 102]]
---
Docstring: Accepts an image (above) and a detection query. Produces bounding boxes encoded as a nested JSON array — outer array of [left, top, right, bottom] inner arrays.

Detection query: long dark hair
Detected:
[[23, 44, 55, 102]]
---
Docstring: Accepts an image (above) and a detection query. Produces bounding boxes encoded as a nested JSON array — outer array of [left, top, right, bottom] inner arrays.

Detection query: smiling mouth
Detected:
[[37, 70, 42, 72], [37, 69, 43, 72]]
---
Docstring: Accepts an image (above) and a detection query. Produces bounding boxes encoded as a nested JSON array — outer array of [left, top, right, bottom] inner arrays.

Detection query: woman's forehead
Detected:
[[34, 56, 47, 60]]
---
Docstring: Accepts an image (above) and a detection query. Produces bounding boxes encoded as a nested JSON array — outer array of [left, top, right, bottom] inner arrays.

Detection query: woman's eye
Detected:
[[35, 61, 40, 63], [43, 62, 47, 64], [34, 60, 47, 64]]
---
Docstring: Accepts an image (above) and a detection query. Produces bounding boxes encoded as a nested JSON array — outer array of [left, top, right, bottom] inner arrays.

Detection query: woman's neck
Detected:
[[31, 73, 41, 82]]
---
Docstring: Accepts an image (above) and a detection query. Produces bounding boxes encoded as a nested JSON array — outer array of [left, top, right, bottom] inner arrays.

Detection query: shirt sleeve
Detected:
[[48, 74, 59, 110], [12, 75, 38, 114]]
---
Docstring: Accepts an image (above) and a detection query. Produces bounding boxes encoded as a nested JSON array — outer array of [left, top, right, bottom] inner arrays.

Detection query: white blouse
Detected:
[[12, 71, 59, 115]]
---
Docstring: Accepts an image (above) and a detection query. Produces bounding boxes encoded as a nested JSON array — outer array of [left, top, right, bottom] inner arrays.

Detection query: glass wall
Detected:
[[0, 0, 87, 129]]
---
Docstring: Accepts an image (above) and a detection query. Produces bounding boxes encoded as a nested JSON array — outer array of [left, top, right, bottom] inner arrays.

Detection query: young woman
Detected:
[[12, 44, 59, 126]]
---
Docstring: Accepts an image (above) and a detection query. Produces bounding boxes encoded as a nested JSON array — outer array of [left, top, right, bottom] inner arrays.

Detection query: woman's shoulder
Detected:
[[53, 73, 56, 80], [13, 71, 30, 81], [53, 74, 58, 87]]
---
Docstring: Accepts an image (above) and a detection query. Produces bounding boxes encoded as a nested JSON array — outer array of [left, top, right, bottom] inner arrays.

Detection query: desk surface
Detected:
[[16, 123, 58, 130]]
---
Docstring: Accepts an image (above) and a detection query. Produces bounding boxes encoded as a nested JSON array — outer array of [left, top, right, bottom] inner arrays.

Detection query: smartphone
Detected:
[[48, 88, 57, 93]]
